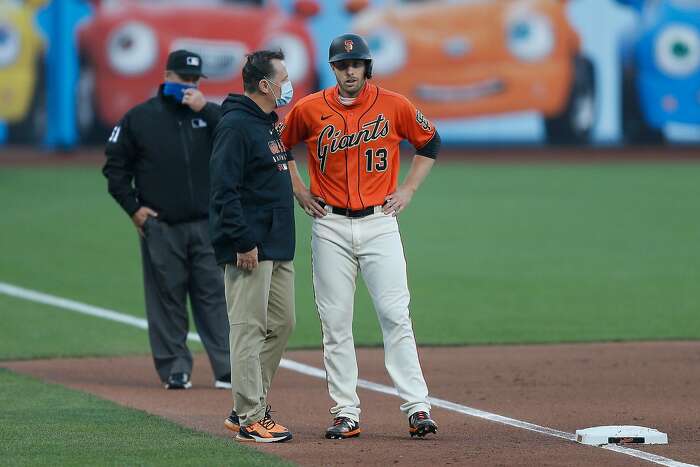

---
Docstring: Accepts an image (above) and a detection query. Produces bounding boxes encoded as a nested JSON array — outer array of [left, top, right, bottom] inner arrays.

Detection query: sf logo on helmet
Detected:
[[344, 40, 354, 52]]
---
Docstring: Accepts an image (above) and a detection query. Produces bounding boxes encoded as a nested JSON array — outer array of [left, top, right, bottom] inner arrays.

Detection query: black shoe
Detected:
[[214, 373, 231, 389], [164, 372, 192, 390], [409, 411, 438, 438], [224, 409, 240, 433], [325, 417, 361, 439]]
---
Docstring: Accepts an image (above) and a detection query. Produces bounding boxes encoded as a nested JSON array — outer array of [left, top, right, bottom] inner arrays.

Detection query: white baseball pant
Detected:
[[311, 208, 431, 422]]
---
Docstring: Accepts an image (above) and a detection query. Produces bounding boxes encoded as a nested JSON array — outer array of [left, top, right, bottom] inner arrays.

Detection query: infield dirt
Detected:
[[5, 342, 699, 466]]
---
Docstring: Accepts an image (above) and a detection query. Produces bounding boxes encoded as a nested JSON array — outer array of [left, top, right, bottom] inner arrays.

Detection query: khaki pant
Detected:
[[224, 260, 295, 426]]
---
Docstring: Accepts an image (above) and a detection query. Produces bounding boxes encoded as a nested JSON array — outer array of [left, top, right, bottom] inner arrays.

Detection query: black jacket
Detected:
[[209, 94, 295, 265], [103, 85, 222, 224]]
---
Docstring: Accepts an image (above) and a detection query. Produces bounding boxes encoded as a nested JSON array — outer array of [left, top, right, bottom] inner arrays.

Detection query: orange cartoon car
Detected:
[[349, 0, 595, 144], [77, 0, 319, 141]]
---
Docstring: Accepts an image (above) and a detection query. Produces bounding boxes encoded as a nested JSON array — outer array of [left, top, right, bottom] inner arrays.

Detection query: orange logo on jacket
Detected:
[[268, 139, 286, 155]]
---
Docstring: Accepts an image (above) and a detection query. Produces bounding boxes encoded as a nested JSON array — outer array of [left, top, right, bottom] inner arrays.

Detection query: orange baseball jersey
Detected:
[[281, 82, 436, 210]]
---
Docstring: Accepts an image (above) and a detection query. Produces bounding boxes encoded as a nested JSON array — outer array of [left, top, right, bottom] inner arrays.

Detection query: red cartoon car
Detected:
[[77, 0, 318, 141]]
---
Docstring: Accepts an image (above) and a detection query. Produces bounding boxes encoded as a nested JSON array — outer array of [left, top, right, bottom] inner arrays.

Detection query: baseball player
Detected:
[[281, 33, 440, 439]]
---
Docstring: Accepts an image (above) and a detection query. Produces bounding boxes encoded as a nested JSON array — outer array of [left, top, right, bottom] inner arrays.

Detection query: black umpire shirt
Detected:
[[103, 85, 222, 224], [209, 94, 295, 265]]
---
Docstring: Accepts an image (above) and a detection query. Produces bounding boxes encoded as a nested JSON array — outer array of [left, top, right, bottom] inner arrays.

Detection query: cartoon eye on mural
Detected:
[[76, 0, 319, 142], [0, 0, 47, 144], [618, 0, 700, 144], [347, 0, 596, 144]]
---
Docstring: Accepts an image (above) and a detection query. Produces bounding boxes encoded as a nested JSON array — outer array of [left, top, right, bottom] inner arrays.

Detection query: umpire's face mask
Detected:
[[162, 82, 196, 104]]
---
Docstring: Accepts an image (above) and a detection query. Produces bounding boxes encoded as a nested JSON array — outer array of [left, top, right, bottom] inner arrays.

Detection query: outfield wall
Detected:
[[0, 0, 698, 148]]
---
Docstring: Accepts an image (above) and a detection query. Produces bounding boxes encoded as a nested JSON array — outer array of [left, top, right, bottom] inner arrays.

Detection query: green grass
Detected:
[[1, 162, 699, 360], [400, 162, 700, 344], [0, 294, 152, 360], [0, 368, 291, 466]]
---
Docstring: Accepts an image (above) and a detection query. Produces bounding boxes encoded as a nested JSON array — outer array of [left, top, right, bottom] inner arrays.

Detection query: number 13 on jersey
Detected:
[[364, 148, 388, 172]]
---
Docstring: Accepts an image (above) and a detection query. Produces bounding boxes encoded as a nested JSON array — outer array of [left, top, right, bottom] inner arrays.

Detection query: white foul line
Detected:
[[0, 281, 695, 467]]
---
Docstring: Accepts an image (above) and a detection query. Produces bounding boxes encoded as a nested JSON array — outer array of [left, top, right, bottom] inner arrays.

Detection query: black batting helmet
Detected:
[[328, 33, 373, 79]]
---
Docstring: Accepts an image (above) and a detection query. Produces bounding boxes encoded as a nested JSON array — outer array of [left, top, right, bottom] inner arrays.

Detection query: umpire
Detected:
[[103, 50, 231, 390]]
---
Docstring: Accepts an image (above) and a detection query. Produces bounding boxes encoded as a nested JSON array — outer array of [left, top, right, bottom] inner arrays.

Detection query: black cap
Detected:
[[166, 49, 207, 78], [328, 33, 373, 79], [328, 33, 372, 63]]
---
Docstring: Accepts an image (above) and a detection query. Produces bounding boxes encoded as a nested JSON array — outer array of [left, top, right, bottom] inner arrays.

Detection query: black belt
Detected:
[[322, 203, 382, 218]]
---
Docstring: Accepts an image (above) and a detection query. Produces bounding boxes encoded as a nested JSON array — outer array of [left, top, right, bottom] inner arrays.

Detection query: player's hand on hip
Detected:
[[183, 88, 207, 112], [236, 247, 259, 271], [384, 185, 415, 217], [131, 206, 158, 237], [294, 186, 326, 218]]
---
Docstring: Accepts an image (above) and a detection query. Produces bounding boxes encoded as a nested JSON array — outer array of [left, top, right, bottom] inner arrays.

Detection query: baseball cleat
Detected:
[[224, 409, 240, 433], [164, 372, 192, 390], [409, 411, 438, 438], [325, 417, 361, 439]]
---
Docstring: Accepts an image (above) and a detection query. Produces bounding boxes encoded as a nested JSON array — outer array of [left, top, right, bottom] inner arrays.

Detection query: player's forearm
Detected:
[[401, 155, 435, 193], [288, 160, 308, 194]]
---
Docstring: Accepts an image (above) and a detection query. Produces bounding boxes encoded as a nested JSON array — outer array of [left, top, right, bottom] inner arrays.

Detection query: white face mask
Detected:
[[266, 78, 294, 107]]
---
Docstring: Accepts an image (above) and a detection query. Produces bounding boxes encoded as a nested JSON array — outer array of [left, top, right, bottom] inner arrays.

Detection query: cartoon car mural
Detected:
[[618, 0, 700, 143], [77, 0, 319, 141], [0, 0, 46, 143], [348, 0, 596, 144]]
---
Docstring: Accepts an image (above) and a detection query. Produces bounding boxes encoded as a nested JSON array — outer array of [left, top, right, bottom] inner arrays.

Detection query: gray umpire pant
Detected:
[[140, 217, 230, 382]]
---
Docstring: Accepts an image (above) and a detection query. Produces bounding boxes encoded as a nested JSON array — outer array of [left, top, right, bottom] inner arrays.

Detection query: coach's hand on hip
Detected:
[[131, 206, 159, 237], [294, 186, 326, 218], [384, 185, 415, 217], [182, 88, 207, 112], [237, 247, 259, 271]]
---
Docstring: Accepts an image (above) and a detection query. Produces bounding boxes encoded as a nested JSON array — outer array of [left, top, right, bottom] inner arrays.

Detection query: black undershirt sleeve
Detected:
[[415, 130, 441, 159]]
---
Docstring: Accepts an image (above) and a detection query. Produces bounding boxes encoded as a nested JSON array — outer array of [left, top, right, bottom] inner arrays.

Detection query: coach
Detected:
[[210, 49, 295, 442], [103, 50, 231, 390]]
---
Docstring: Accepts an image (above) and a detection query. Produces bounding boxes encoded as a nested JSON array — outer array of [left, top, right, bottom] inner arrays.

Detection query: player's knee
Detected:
[[377, 307, 412, 331]]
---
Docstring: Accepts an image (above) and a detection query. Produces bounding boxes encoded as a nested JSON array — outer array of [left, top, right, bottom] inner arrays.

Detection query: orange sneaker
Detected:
[[237, 408, 292, 443]]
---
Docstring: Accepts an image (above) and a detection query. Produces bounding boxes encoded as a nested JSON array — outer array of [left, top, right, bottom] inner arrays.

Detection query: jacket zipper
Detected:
[[178, 120, 196, 215]]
